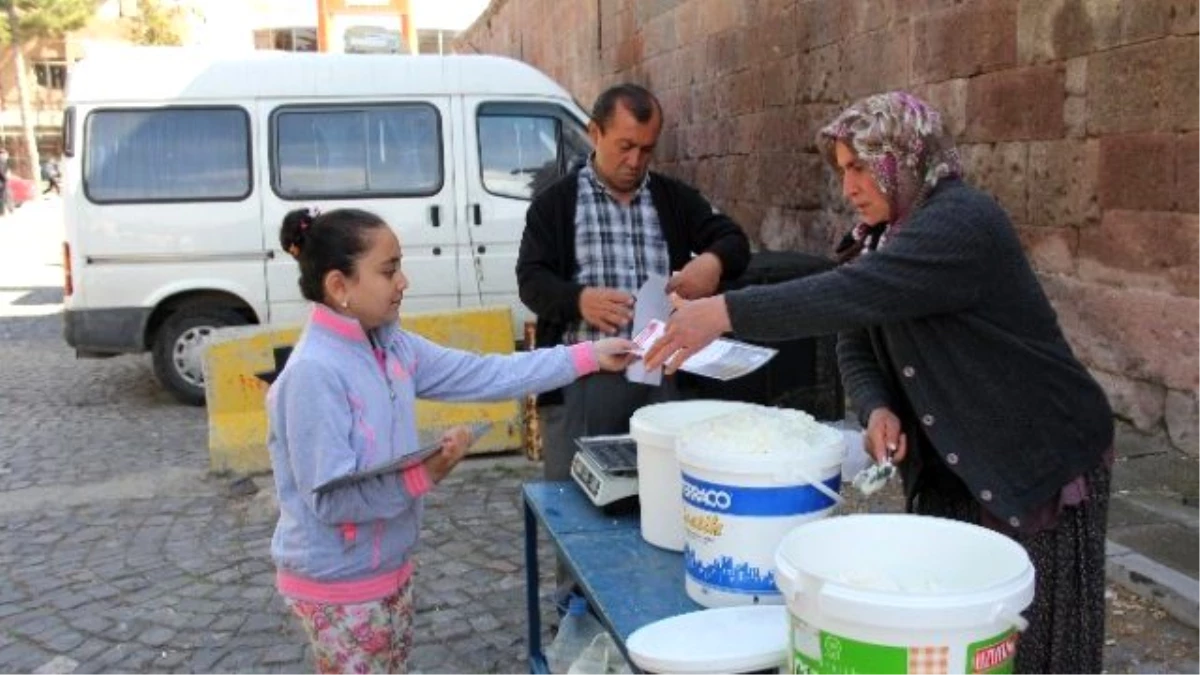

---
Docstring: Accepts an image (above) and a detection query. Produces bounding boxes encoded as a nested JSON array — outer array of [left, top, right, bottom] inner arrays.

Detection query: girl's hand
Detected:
[[865, 407, 908, 464], [592, 338, 636, 372], [423, 426, 472, 483]]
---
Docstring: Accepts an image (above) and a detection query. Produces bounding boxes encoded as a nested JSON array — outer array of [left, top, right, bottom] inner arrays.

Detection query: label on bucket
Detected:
[[681, 472, 840, 600], [790, 617, 1017, 674]]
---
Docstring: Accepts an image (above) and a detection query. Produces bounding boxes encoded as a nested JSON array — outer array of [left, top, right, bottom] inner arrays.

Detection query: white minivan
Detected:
[[61, 48, 591, 404]]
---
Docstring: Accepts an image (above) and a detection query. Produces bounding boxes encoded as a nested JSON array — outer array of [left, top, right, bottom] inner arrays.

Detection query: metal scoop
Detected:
[[851, 445, 897, 496]]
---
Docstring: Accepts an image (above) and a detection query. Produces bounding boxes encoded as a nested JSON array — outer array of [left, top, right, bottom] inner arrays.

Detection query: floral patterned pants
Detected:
[[287, 580, 415, 674]]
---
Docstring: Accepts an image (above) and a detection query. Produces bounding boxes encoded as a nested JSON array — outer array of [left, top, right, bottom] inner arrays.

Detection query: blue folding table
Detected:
[[522, 481, 701, 673]]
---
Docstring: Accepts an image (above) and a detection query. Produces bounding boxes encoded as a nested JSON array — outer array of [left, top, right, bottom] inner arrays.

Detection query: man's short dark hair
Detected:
[[591, 83, 662, 131]]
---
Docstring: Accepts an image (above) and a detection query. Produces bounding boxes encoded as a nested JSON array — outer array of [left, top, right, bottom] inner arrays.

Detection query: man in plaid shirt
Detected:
[[517, 84, 751, 484]]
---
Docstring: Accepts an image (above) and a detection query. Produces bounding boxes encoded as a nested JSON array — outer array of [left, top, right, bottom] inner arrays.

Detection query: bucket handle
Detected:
[[776, 463, 843, 507], [990, 604, 1030, 632]]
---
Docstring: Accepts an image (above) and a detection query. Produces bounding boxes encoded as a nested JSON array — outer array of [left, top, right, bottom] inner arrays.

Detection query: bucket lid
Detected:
[[630, 400, 752, 448], [626, 605, 788, 674], [774, 514, 1036, 631]]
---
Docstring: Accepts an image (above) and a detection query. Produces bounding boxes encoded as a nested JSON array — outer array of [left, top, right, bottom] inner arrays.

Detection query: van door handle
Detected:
[[432, 246, 441, 256], [430, 205, 440, 228], [471, 203, 481, 226], [477, 245, 486, 254]]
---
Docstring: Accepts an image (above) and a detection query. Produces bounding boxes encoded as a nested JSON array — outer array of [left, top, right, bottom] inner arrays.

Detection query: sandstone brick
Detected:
[[1088, 38, 1198, 135], [1165, 37, 1199, 131], [1098, 134, 1179, 212], [1017, 0, 1193, 63], [965, 66, 1065, 142], [1178, 132, 1199, 213], [1028, 139, 1100, 228], [910, 78, 968, 137], [760, 153, 797, 206], [728, 68, 765, 117], [911, 0, 1017, 83], [733, 111, 768, 154], [1078, 210, 1199, 298], [762, 54, 803, 108], [959, 142, 1029, 223], [1094, 370, 1168, 432], [708, 29, 746, 78], [698, 0, 743, 35], [843, 26, 910, 99], [1065, 57, 1087, 96], [724, 199, 765, 244], [747, 2, 799, 64], [760, 206, 809, 250], [1171, 0, 1199, 34], [791, 152, 826, 209], [1063, 96, 1087, 139], [841, 0, 900, 36], [674, 0, 702, 46], [1164, 389, 1199, 455], [1041, 275, 1199, 391], [796, 0, 845, 50], [1015, 225, 1078, 276], [691, 84, 718, 122], [804, 42, 844, 104]]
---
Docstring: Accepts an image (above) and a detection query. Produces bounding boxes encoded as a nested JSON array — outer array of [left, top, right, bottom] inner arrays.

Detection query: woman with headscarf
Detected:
[[644, 91, 1114, 673]]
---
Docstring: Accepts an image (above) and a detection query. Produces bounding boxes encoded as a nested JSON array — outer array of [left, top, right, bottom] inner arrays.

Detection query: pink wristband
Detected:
[[568, 343, 599, 376], [401, 464, 433, 497]]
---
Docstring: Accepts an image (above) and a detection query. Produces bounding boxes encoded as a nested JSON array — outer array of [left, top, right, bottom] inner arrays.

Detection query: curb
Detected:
[[1106, 539, 1199, 629]]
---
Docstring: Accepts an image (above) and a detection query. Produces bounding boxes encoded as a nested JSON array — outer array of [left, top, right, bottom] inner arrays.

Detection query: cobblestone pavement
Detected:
[[0, 201, 1195, 674]]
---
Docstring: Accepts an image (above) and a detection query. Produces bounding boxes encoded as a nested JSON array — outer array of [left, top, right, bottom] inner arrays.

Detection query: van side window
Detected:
[[477, 105, 591, 200], [83, 107, 251, 203], [272, 104, 442, 199]]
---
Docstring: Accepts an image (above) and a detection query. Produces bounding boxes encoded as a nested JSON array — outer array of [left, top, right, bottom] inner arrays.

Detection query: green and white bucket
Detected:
[[774, 514, 1035, 674]]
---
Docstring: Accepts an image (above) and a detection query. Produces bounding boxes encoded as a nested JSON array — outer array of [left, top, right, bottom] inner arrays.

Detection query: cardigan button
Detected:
[[1009, 516, 1021, 528], [921, 414, 935, 426], [980, 490, 993, 502], [945, 452, 959, 465], [902, 366, 916, 378]]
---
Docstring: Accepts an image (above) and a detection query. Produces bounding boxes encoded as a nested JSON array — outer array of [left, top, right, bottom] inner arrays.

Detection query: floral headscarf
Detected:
[[818, 91, 962, 260]]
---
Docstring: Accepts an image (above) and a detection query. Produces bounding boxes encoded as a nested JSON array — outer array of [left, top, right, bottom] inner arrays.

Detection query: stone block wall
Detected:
[[458, 0, 1199, 495]]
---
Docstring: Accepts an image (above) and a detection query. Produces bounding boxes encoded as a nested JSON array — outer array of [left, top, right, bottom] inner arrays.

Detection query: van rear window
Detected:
[[83, 107, 251, 203], [271, 104, 443, 199]]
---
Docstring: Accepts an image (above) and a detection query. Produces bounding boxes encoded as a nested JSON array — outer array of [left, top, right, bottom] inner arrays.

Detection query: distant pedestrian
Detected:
[[41, 157, 61, 196]]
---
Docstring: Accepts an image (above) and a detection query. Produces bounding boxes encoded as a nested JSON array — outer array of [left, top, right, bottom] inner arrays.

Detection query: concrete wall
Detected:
[[458, 0, 1200, 496]]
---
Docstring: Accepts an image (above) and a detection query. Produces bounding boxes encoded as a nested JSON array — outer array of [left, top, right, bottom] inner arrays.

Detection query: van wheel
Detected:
[[152, 306, 248, 406]]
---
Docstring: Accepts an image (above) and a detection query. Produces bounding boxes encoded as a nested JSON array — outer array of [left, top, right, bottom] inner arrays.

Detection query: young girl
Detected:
[[267, 207, 633, 674]]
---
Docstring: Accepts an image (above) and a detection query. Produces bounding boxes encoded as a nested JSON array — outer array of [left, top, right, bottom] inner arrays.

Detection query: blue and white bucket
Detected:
[[676, 407, 846, 608]]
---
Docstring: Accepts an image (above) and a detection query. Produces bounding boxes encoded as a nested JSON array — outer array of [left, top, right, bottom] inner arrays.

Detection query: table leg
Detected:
[[524, 495, 549, 674]]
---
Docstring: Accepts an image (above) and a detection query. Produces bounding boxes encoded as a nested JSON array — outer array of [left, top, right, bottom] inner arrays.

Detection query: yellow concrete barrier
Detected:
[[204, 306, 524, 474]]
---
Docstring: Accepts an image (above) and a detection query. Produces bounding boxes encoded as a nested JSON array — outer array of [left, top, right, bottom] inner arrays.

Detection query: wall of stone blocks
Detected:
[[458, 0, 1200, 494]]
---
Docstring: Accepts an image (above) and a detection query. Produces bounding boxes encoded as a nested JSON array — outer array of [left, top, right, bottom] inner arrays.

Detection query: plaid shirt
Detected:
[[564, 160, 669, 344]]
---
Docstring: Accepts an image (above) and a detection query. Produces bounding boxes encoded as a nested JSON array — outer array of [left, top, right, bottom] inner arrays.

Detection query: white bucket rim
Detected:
[[629, 400, 754, 448], [774, 514, 1036, 631], [675, 417, 846, 476]]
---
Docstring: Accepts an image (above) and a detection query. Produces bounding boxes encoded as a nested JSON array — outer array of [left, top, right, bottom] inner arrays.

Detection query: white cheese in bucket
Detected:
[[675, 405, 846, 608]]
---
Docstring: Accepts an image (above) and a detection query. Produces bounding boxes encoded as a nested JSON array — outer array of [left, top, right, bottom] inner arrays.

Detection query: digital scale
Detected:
[[570, 434, 640, 508]]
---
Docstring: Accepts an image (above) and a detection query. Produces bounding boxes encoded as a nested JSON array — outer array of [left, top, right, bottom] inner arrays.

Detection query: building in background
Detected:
[[316, 0, 416, 55]]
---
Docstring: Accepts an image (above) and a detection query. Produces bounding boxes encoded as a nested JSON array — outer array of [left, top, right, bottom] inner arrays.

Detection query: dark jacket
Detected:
[[517, 167, 751, 405], [724, 179, 1113, 524]]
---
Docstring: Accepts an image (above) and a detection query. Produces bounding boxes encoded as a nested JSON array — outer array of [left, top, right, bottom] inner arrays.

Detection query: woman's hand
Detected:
[[423, 426, 473, 483], [592, 337, 636, 372], [642, 295, 732, 373], [865, 407, 908, 464]]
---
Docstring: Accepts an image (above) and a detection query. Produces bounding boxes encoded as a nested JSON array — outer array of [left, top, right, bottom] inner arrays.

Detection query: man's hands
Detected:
[[579, 287, 635, 335], [665, 253, 723, 300]]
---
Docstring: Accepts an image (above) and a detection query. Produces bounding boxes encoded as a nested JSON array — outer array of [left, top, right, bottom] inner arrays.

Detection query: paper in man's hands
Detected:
[[625, 274, 671, 386]]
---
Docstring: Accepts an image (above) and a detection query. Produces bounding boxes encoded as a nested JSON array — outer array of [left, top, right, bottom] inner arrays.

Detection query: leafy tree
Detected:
[[0, 0, 94, 178], [128, 0, 182, 46]]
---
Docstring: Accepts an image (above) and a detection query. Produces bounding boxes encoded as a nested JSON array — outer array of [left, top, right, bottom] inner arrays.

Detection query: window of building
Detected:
[[273, 104, 442, 199], [34, 62, 68, 90], [253, 27, 317, 52], [477, 105, 590, 200], [84, 107, 252, 203]]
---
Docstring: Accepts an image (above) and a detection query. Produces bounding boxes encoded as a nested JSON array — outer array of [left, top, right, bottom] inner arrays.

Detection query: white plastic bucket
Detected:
[[676, 407, 845, 607], [630, 400, 751, 551], [774, 514, 1035, 674]]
